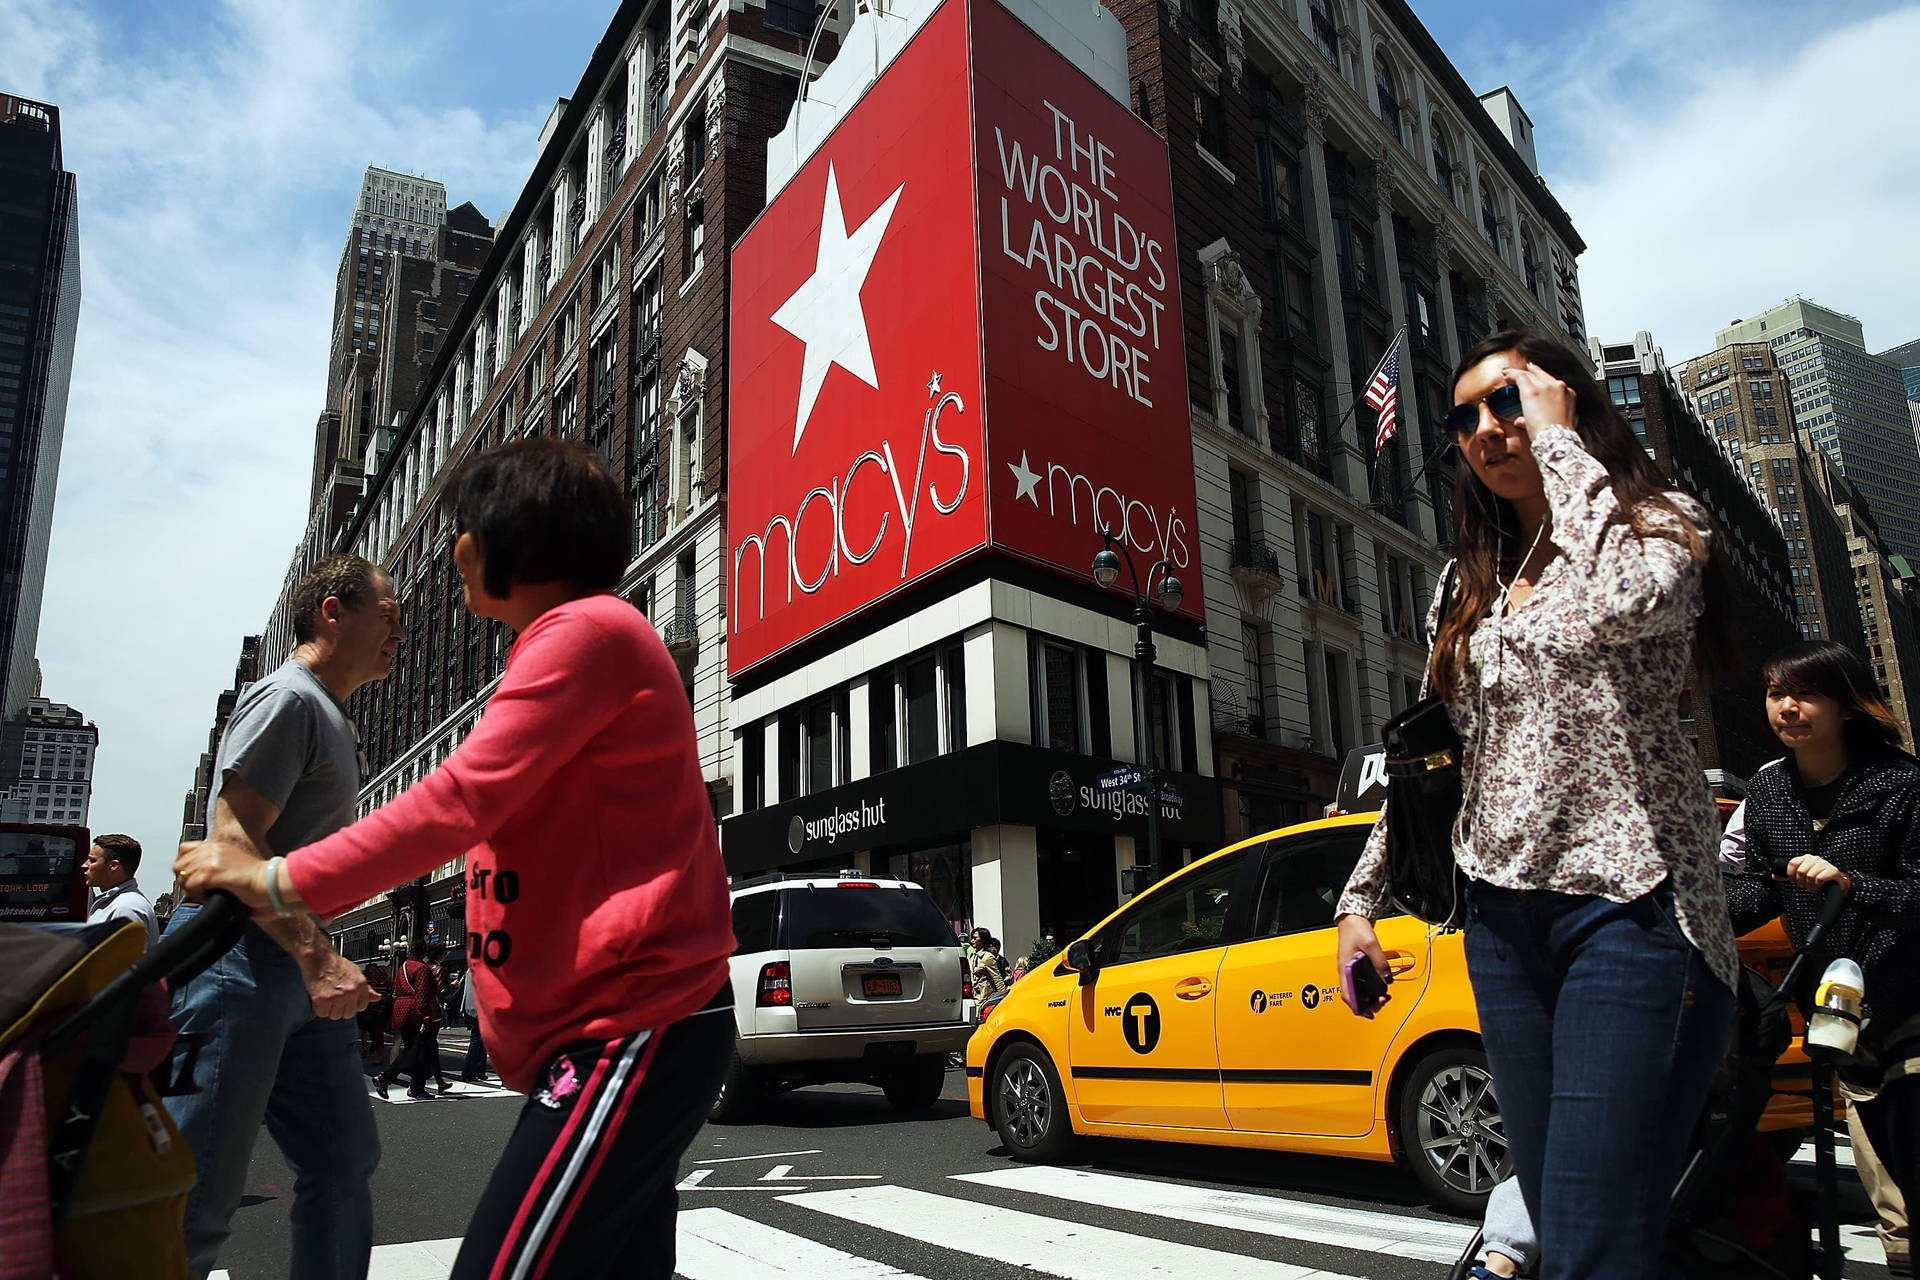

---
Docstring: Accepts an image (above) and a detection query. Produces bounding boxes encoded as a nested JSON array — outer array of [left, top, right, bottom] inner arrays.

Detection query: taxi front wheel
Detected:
[[990, 1042, 1075, 1163]]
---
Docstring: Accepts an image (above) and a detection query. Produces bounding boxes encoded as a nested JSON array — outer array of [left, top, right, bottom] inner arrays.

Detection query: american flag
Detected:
[[1364, 334, 1403, 453]]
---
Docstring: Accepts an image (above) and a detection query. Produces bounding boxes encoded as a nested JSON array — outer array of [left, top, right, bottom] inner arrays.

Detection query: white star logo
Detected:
[[1008, 450, 1041, 506], [770, 163, 904, 453]]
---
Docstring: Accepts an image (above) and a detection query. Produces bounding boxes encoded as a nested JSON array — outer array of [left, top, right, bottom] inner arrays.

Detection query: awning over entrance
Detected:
[[721, 741, 1223, 878]]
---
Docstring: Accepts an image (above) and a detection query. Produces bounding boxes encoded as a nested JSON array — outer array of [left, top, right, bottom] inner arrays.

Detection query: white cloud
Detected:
[[0, 0, 550, 899], [1483, 0, 1920, 361]]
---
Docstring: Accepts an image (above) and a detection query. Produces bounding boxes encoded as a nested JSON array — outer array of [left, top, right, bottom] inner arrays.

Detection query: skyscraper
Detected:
[[313, 167, 452, 508], [0, 94, 80, 724], [1717, 300, 1920, 561]]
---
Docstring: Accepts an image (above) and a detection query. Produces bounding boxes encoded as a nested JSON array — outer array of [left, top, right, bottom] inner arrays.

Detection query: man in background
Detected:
[[84, 833, 157, 949]]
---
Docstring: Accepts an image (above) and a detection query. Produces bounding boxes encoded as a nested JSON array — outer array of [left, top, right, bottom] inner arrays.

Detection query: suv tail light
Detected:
[[963, 973, 973, 1000], [835, 881, 879, 889], [756, 960, 792, 1007]]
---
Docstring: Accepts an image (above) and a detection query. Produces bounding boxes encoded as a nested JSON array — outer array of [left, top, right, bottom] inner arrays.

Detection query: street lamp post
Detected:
[[1090, 525, 1183, 892]]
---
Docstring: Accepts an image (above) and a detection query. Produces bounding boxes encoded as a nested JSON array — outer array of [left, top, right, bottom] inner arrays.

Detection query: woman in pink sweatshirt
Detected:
[[178, 438, 735, 1280]]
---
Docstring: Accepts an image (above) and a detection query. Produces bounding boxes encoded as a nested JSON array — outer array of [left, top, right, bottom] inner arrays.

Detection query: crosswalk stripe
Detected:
[[677, 1206, 932, 1279], [953, 1166, 1476, 1264], [209, 1237, 462, 1280], [778, 1184, 1366, 1280], [1792, 1138, 1858, 1169]]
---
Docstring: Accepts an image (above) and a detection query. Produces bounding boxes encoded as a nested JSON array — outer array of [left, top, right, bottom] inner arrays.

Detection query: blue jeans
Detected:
[[163, 909, 380, 1280], [1465, 880, 1733, 1280]]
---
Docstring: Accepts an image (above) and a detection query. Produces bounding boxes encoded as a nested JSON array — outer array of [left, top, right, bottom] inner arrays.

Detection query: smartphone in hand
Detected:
[[1340, 952, 1391, 1018]]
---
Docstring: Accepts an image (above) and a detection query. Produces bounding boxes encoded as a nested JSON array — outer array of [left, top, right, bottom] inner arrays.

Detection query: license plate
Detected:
[[861, 974, 903, 998]]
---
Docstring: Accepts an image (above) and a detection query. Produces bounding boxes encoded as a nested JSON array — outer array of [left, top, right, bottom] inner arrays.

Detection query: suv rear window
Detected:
[[782, 886, 955, 950]]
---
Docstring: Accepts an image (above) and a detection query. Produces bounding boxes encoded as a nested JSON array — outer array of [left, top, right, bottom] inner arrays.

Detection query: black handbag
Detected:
[[1380, 564, 1466, 929]]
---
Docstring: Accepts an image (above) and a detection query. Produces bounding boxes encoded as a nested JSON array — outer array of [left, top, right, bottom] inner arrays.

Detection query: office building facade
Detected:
[[0, 95, 80, 725], [1, 697, 97, 825], [1717, 300, 1920, 563], [1592, 334, 1797, 790]]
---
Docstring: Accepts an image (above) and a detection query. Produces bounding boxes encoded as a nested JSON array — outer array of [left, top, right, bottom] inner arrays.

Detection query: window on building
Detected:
[[904, 653, 940, 764], [944, 641, 968, 752], [1241, 620, 1267, 735], [1197, 88, 1227, 160], [1606, 374, 1642, 409], [1310, 0, 1341, 70], [764, 0, 822, 37], [1324, 649, 1350, 754], [685, 106, 707, 177], [1431, 121, 1454, 202], [1283, 260, 1314, 339], [1523, 239, 1541, 299], [802, 697, 835, 795], [1480, 184, 1500, 252], [553, 379, 576, 439], [870, 673, 898, 775], [1374, 55, 1401, 142], [1032, 641, 1086, 753], [1219, 321, 1245, 431], [685, 197, 706, 279], [1183, 0, 1220, 52], [1263, 143, 1300, 225]]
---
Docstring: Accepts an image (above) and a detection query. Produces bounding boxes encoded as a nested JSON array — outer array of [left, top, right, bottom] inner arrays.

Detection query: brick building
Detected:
[[1683, 337, 1920, 748], [256, 0, 846, 957], [1681, 340, 1865, 656], [1106, 0, 1585, 838], [1591, 334, 1796, 792]]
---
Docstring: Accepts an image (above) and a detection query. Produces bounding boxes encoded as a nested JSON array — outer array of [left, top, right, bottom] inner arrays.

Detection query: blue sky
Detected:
[[2, 0, 1916, 902]]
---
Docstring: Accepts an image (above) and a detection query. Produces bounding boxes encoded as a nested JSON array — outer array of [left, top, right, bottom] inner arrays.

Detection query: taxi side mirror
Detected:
[[1063, 939, 1098, 986]]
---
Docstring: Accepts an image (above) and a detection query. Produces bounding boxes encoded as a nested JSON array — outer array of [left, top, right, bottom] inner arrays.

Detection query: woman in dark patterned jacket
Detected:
[[1337, 329, 1739, 1279], [1728, 640, 1920, 1206]]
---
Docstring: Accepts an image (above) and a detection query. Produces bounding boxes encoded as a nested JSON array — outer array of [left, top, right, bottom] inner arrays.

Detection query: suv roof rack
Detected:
[[730, 869, 895, 890]]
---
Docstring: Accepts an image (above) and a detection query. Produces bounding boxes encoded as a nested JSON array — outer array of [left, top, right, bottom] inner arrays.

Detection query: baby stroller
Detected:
[[0, 894, 246, 1280], [1448, 879, 1853, 1280]]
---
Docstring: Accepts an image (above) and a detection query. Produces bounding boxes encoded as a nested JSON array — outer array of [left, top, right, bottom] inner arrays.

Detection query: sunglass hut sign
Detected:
[[726, 0, 1202, 678]]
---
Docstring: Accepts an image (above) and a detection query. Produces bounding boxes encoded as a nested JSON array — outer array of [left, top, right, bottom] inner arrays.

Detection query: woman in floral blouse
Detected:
[[1336, 330, 1737, 1279]]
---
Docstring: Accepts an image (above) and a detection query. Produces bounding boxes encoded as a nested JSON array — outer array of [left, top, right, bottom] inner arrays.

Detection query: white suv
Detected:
[[712, 871, 969, 1121]]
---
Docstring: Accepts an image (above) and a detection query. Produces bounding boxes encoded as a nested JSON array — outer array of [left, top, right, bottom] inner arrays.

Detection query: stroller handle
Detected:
[[40, 892, 249, 1057]]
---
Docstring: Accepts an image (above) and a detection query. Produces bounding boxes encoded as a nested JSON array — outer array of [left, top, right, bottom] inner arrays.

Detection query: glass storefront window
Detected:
[[904, 656, 939, 763]]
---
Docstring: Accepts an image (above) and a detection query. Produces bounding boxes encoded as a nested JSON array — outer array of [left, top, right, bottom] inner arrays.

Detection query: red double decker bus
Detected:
[[0, 822, 90, 923]]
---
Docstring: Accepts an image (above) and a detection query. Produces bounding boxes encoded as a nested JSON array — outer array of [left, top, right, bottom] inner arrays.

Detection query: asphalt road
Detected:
[[209, 1049, 1895, 1280]]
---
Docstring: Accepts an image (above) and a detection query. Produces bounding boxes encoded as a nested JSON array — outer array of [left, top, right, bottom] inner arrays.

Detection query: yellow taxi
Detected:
[[965, 812, 1809, 1212]]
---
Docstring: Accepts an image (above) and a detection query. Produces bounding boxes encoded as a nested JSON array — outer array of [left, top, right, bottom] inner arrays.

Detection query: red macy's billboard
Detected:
[[728, 0, 1200, 678]]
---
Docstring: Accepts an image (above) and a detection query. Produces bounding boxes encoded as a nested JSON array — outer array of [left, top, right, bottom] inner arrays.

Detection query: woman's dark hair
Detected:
[[408, 938, 429, 960], [452, 437, 630, 599], [1762, 640, 1903, 756], [1429, 329, 1735, 699], [426, 941, 448, 962]]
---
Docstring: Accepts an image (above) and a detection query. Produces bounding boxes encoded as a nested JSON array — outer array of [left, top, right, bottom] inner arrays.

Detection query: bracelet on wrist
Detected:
[[263, 856, 292, 917]]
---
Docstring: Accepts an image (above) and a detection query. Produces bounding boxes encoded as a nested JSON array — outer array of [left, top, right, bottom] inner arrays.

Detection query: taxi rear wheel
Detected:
[[991, 1042, 1075, 1163], [1396, 1045, 1510, 1214]]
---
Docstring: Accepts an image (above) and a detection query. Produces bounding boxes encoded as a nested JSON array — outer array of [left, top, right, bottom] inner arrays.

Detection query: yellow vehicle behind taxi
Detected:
[[965, 812, 1810, 1212]]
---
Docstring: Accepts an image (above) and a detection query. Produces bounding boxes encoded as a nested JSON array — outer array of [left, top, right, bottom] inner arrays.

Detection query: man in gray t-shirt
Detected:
[[165, 554, 406, 1280]]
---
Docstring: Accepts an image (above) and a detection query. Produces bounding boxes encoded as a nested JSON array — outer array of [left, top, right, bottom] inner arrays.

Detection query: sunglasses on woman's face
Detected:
[[1441, 382, 1524, 437]]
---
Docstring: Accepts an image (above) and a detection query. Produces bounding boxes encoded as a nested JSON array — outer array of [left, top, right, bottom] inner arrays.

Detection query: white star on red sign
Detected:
[[770, 163, 905, 453], [1008, 450, 1041, 506]]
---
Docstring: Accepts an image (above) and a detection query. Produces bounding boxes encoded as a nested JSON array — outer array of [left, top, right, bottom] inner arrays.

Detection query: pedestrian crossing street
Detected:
[[212, 1158, 1893, 1279], [365, 1076, 518, 1104]]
